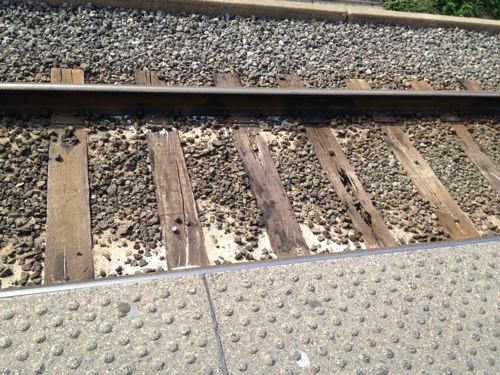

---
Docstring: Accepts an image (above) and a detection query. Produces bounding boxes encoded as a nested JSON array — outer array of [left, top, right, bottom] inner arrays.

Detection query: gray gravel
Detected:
[[402, 117, 499, 235], [87, 118, 162, 277], [0, 116, 48, 287], [0, 1, 499, 90]]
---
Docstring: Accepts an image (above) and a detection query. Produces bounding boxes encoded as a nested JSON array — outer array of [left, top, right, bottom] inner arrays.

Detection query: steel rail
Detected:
[[0, 235, 498, 298], [0, 83, 498, 116]]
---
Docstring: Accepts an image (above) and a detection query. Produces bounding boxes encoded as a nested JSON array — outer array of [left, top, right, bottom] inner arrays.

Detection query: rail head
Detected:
[[0, 83, 498, 117]]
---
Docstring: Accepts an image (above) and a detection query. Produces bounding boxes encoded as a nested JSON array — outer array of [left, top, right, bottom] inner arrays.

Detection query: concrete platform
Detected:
[[0, 238, 498, 374]]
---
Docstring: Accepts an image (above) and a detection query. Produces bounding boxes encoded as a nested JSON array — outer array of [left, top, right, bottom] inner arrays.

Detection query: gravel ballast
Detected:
[[177, 118, 273, 264], [87, 118, 164, 278], [0, 1, 499, 90], [0, 116, 48, 288]]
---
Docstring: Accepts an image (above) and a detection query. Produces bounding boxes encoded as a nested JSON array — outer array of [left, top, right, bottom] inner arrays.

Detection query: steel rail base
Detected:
[[0, 235, 497, 298]]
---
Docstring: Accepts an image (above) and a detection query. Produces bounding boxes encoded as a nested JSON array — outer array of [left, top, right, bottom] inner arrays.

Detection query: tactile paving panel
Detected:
[[0, 276, 222, 374], [1, 242, 498, 374], [207, 242, 499, 374]]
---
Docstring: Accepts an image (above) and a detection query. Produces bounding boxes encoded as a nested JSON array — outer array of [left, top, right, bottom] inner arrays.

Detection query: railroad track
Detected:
[[0, 68, 499, 288]]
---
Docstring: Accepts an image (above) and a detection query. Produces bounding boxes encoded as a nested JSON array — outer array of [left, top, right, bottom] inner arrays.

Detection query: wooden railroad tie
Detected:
[[215, 73, 310, 258], [277, 74, 397, 249], [44, 68, 94, 283], [135, 70, 210, 269], [346, 79, 479, 240], [410, 80, 500, 193]]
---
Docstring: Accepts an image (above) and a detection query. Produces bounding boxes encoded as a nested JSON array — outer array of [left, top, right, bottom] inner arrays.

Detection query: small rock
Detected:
[[0, 268, 13, 278]]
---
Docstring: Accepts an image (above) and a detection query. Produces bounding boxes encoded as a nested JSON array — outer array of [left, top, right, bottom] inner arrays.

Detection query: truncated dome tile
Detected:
[[0, 276, 222, 374], [207, 242, 499, 374], [0, 241, 498, 374]]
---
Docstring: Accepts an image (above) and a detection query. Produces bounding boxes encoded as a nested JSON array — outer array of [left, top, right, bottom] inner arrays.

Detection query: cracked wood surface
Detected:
[[410, 80, 500, 193], [346, 79, 479, 240], [136, 70, 209, 268], [215, 73, 309, 258], [278, 74, 397, 248], [45, 68, 94, 283]]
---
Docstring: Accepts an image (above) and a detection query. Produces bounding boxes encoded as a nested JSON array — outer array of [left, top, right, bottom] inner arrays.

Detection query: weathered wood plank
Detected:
[[45, 68, 93, 283], [146, 132, 210, 268], [134, 70, 159, 86], [213, 73, 242, 89], [450, 124, 500, 193], [135, 70, 209, 268], [278, 74, 397, 248], [51, 68, 84, 85], [306, 128, 398, 247], [232, 127, 310, 257], [345, 79, 371, 90], [347, 78, 479, 240], [460, 79, 482, 92], [344, 79, 398, 122], [410, 80, 500, 193], [215, 73, 309, 258]]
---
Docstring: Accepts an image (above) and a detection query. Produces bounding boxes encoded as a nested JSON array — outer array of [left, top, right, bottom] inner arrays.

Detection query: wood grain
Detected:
[[146, 132, 209, 268], [345, 79, 371, 90], [45, 68, 93, 283], [307, 127, 398, 247], [410, 80, 500, 193], [215, 73, 309, 258], [134, 70, 155, 85], [450, 124, 500, 193], [459, 79, 482, 92], [347, 78, 479, 240], [278, 74, 397, 248], [135, 70, 209, 268], [408, 80, 434, 91], [50, 68, 84, 85]]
